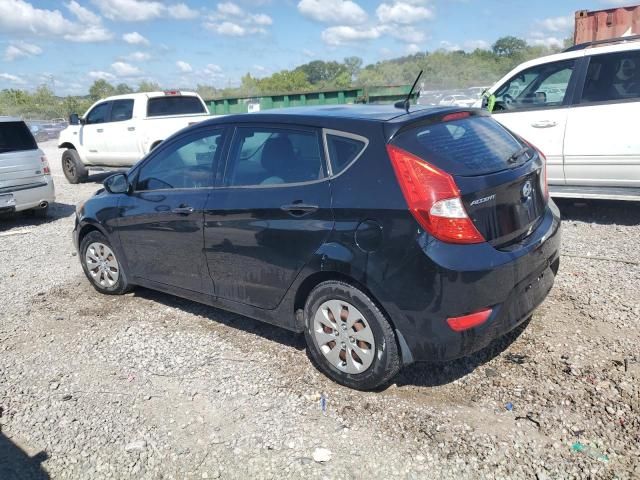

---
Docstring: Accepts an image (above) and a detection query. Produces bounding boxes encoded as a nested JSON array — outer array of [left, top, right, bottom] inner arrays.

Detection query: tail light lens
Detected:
[[386, 145, 484, 244], [447, 308, 492, 332], [41, 156, 51, 175]]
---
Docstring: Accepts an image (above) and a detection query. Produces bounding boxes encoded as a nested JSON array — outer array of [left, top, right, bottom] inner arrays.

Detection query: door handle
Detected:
[[281, 203, 319, 216], [128, 127, 136, 131], [97, 128, 104, 133], [531, 120, 557, 128], [172, 206, 194, 215]]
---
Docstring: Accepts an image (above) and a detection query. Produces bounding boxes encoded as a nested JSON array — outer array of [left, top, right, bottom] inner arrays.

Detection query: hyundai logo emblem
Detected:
[[521, 181, 533, 200]]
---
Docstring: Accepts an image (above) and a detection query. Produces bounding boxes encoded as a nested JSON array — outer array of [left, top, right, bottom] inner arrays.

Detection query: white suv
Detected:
[[0, 118, 55, 217], [479, 38, 640, 201]]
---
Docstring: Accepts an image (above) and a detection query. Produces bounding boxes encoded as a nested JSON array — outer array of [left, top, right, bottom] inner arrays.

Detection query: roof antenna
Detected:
[[395, 70, 423, 113]]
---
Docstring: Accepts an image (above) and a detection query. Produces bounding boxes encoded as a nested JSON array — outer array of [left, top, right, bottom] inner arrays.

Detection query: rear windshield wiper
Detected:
[[507, 146, 531, 165]]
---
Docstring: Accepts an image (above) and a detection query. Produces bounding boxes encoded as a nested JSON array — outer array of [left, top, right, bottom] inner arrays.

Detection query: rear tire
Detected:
[[304, 281, 401, 390], [80, 231, 131, 295], [62, 149, 88, 184]]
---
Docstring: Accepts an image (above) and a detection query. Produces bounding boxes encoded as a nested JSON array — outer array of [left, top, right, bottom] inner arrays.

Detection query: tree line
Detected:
[[0, 36, 568, 120]]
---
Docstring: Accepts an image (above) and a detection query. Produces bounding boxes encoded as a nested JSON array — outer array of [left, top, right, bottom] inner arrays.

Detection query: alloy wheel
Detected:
[[85, 242, 120, 288]]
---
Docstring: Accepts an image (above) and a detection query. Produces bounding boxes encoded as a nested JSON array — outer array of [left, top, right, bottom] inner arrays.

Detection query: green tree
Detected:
[[137, 81, 161, 93], [492, 36, 527, 57], [89, 79, 116, 101], [344, 56, 363, 80], [115, 83, 134, 95]]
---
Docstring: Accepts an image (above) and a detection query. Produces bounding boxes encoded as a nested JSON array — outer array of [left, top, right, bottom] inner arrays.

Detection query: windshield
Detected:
[[0, 121, 37, 153]]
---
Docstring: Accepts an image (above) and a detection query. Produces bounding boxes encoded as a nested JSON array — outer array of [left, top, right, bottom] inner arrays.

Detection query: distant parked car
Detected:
[[29, 124, 50, 143], [477, 36, 640, 201], [467, 86, 491, 98], [439, 94, 476, 107], [58, 90, 211, 184], [73, 105, 561, 390], [0, 117, 55, 217]]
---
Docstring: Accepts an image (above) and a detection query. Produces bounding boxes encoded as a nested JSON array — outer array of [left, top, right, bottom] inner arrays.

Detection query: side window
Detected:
[[493, 60, 576, 112], [86, 102, 111, 125], [136, 129, 224, 190], [110, 99, 134, 122], [226, 127, 324, 187], [325, 132, 367, 174], [581, 51, 640, 103]]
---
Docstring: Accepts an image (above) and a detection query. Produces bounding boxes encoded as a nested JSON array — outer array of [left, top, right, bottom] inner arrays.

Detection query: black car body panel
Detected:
[[74, 105, 561, 365]]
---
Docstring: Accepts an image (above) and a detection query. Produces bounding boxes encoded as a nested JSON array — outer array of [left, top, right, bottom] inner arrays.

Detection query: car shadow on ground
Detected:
[[555, 198, 640, 226], [0, 431, 50, 480], [133, 287, 530, 389], [83, 169, 127, 185], [0, 202, 75, 232], [394, 320, 529, 388], [133, 288, 307, 351]]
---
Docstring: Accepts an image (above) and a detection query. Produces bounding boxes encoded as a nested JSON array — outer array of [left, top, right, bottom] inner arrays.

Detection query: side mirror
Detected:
[[104, 173, 130, 194], [69, 113, 80, 125]]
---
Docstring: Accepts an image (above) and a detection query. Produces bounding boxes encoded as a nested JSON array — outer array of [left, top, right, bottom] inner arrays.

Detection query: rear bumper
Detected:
[[0, 178, 55, 213], [386, 201, 561, 363]]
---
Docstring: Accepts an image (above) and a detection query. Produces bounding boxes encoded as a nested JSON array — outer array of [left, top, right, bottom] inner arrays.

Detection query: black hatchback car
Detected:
[[73, 105, 561, 390]]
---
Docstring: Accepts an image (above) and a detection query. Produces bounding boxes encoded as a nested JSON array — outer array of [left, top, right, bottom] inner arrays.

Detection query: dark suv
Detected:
[[73, 105, 561, 390]]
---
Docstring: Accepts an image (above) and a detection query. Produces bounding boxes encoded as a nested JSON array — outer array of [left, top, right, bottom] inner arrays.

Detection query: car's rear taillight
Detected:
[[386, 145, 484, 244], [41, 155, 51, 175], [447, 308, 492, 332]]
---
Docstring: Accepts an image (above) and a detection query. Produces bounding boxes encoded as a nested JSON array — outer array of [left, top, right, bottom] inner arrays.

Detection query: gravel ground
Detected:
[[1, 140, 639, 479]]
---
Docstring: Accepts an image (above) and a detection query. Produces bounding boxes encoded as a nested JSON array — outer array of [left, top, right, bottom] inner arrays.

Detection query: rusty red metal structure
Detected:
[[574, 5, 640, 44]]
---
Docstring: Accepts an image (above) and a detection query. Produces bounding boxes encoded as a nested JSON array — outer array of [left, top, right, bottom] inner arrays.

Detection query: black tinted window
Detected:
[[393, 116, 524, 176], [0, 121, 37, 152], [147, 96, 206, 117], [226, 127, 324, 187], [86, 102, 111, 124], [581, 51, 640, 103], [110, 99, 134, 122], [136, 129, 224, 190], [326, 134, 367, 174]]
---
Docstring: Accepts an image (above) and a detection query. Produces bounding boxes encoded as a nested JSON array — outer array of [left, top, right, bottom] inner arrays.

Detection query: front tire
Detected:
[[304, 281, 401, 390], [62, 149, 88, 184], [80, 231, 130, 295]]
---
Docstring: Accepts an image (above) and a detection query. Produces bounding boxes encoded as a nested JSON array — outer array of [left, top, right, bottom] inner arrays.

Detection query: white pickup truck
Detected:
[[58, 91, 210, 183]]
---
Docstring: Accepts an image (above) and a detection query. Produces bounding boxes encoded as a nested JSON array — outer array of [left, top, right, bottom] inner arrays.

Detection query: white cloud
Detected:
[[321, 25, 382, 46], [203, 63, 222, 75], [527, 36, 564, 48], [112, 61, 142, 76], [125, 51, 151, 61], [66, 0, 101, 25], [298, 0, 367, 25], [92, 0, 198, 22], [176, 60, 193, 73], [167, 3, 198, 19], [217, 2, 243, 16], [4, 41, 42, 61], [207, 21, 246, 36], [0, 73, 26, 84], [439, 40, 461, 51], [89, 70, 116, 81], [386, 25, 426, 43], [69, 25, 113, 42], [123, 31, 150, 45], [250, 13, 272, 25], [0, 0, 74, 37], [376, 2, 433, 25], [406, 43, 420, 54], [538, 15, 573, 33]]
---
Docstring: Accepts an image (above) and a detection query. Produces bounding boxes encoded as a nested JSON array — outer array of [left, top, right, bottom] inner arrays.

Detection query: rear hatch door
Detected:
[[390, 111, 546, 247], [0, 121, 46, 192]]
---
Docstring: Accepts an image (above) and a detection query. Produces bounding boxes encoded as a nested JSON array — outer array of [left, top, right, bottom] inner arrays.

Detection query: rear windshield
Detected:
[[147, 96, 206, 117], [0, 121, 37, 153], [392, 116, 524, 176]]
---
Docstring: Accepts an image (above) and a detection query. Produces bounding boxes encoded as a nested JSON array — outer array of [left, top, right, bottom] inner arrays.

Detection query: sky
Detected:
[[0, 0, 635, 95]]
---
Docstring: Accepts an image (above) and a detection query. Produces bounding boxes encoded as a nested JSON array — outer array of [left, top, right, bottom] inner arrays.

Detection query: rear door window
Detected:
[[581, 50, 640, 103], [392, 115, 525, 176], [0, 121, 37, 153], [147, 96, 206, 117], [110, 99, 134, 122], [225, 127, 325, 186]]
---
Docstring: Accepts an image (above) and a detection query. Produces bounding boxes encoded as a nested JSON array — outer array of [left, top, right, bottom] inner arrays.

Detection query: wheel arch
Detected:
[[59, 142, 76, 150]]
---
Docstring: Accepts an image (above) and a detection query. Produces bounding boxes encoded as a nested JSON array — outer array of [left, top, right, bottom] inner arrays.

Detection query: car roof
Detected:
[[103, 91, 200, 101], [0, 116, 23, 123], [204, 104, 464, 126]]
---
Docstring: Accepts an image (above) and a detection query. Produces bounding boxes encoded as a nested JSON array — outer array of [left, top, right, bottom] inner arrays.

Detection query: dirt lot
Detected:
[[1, 140, 639, 479]]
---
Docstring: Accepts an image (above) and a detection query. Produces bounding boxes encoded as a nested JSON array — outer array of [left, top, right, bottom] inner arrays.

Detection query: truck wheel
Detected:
[[62, 149, 88, 184]]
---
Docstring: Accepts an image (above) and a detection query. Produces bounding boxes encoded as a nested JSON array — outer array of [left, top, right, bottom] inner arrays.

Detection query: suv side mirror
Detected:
[[69, 113, 80, 125], [104, 173, 130, 194]]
